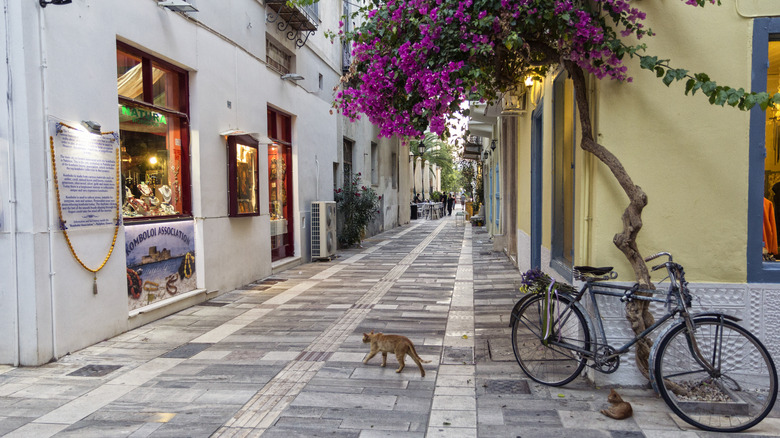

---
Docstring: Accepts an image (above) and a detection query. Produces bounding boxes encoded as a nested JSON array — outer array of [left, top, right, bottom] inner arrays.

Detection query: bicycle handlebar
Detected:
[[645, 252, 673, 263]]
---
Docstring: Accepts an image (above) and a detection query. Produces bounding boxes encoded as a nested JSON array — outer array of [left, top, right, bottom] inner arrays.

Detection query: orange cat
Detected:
[[362, 331, 431, 377], [600, 389, 633, 420]]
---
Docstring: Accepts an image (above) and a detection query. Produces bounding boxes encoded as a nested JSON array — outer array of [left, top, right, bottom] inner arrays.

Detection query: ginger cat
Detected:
[[600, 389, 633, 420], [362, 331, 431, 377]]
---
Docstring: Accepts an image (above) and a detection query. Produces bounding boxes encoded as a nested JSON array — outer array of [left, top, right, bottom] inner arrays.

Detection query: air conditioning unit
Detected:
[[311, 201, 337, 259]]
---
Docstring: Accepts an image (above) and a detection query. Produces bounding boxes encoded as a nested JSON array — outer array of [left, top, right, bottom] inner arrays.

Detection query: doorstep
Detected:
[[272, 256, 302, 275]]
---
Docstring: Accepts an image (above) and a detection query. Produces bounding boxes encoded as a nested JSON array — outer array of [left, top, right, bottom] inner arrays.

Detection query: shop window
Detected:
[[227, 135, 260, 216], [268, 108, 294, 261], [117, 42, 190, 219], [749, 18, 780, 281]]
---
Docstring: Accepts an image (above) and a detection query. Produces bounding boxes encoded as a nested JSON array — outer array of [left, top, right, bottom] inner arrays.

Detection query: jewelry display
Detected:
[[157, 185, 176, 215], [138, 182, 154, 197], [158, 185, 172, 203]]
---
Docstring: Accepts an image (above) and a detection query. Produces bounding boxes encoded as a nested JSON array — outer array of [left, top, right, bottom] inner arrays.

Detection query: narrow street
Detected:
[[1, 211, 777, 437]]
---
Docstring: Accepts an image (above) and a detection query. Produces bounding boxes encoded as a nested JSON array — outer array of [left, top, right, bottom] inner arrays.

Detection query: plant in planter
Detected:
[[334, 172, 382, 248]]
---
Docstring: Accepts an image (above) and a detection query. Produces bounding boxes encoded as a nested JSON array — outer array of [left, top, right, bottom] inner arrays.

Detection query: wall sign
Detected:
[[51, 122, 119, 229], [125, 220, 196, 311]]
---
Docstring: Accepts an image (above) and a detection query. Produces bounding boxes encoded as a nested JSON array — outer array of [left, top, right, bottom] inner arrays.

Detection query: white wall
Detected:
[[0, 0, 397, 365]]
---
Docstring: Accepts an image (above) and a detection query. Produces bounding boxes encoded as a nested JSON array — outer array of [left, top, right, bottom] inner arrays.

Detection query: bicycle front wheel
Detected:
[[511, 294, 590, 386], [653, 316, 778, 432]]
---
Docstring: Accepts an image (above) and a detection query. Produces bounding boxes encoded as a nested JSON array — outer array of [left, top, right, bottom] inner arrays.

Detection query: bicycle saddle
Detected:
[[573, 266, 613, 276]]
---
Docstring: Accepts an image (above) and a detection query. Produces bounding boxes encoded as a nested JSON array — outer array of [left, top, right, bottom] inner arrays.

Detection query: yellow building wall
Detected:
[[587, 2, 753, 283]]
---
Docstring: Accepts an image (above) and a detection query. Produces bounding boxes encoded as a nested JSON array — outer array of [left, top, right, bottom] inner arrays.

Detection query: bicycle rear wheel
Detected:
[[653, 316, 778, 432], [511, 294, 590, 386]]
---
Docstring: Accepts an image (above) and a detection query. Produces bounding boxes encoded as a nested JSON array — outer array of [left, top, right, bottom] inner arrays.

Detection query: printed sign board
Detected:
[[125, 220, 196, 311]]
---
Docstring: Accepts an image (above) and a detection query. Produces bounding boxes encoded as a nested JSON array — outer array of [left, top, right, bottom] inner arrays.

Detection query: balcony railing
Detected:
[[265, 0, 318, 48]]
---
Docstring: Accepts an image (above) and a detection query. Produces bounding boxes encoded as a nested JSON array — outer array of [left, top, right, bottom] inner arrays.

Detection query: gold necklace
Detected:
[[49, 123, 121, 294]]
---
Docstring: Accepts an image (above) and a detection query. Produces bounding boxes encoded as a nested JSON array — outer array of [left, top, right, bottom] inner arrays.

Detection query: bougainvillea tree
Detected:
[[327, 0, 780, 379]]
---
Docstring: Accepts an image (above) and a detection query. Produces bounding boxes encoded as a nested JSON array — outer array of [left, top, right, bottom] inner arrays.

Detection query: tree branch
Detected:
[[565, 60, 655, 379]]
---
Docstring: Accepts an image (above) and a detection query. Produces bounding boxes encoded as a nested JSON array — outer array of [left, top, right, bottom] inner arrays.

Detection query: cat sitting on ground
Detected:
[[362, 331, 431, 377], [600, 389, 633, 420]]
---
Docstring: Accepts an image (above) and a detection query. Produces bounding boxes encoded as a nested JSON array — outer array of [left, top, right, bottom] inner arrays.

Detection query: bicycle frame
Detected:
[[553, 281, 678, 362], [547, 253, 713, 371]]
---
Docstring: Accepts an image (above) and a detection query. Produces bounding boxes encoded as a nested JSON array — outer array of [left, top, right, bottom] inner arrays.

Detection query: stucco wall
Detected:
[[594, 3, 752, 283]]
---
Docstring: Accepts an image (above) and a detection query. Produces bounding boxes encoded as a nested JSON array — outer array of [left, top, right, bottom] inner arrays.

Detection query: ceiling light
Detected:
[[39, 0, 72, 7], [281, 73, 305, 82], [158, 0, 198, 13]]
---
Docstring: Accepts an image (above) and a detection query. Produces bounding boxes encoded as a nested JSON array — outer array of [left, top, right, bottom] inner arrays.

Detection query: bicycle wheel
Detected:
[[653, 316, 778, 432], [511, 294, 590, 386]]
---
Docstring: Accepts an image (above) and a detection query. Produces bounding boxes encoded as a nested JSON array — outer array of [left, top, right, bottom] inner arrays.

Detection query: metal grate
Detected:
[[198, 301, 228, 307], [484, 379, 531, 394], [67, 364, 122, 377], [441, 346, 474, 365], [312, 202, 321, 254], [161, 343, 213, 359]]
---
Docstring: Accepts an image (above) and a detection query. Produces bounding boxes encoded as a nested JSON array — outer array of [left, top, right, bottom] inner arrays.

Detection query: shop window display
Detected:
[[117, 43, 190, 219], [228, 135, 260, 216], [764, 39, 780, 261]]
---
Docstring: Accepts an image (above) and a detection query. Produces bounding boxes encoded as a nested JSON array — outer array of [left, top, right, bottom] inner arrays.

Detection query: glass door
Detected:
[[268, 109, 294, 261]]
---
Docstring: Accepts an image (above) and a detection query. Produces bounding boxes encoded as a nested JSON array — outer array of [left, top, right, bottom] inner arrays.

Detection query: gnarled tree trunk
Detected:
[[564, 60, 655, 379]]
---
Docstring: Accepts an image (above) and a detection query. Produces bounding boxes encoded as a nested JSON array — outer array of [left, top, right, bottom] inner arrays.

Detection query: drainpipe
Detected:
[[580, 75, 598, 267], [38, 4, 58, 361], [4, 0, 20, 367]]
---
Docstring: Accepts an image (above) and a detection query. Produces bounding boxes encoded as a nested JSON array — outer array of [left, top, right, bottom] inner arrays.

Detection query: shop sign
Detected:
[[120, 105, 167, 126], [125, 220, 196, 311]]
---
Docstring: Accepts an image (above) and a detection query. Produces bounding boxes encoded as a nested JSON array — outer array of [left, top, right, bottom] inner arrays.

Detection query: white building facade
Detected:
[[0, 0, 409, 366]]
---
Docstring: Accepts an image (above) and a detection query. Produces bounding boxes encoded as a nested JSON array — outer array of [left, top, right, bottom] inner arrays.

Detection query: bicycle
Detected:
[[509, 252, 778, 432]]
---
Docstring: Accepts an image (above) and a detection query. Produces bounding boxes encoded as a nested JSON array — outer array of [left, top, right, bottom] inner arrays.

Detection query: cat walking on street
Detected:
[[362, 331, 431, 377]]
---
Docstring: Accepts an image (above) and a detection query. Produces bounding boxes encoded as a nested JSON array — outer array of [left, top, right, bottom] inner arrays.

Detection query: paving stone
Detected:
[[290, 392, 397, 410], [0, 218, 737, 437]]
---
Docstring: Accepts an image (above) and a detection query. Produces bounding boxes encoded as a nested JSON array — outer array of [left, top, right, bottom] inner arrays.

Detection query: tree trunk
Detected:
[[564, 61, 655, 380]]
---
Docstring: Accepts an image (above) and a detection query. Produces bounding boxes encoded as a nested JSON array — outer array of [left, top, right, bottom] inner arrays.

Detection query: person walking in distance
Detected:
[[447, 192, 454, 216]]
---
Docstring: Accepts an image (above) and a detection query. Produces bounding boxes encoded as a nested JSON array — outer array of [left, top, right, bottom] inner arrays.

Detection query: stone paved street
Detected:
[[1, 210, 779, 437]]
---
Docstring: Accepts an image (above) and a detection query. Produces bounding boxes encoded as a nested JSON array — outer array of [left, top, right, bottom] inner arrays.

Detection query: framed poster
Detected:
[[125, 220, 196, 311]]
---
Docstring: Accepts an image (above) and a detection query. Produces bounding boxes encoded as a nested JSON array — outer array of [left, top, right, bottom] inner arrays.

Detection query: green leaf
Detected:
[[715, 89, 728, 106], [655, 67, 665, 78], [727, 89, 741, 107], [701, 81, 717, 95], [673, 69, 689, 80], [662, 70, 675, 86], [639, 56, 658, 71], [684, 79, 696, 95], [741, 94, 758, 110]]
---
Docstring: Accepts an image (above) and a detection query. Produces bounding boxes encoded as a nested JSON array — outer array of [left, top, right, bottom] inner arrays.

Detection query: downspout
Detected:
[[38, 4, 58, 361], [580, 74, 598, 266], [4, 0, 20, 367]]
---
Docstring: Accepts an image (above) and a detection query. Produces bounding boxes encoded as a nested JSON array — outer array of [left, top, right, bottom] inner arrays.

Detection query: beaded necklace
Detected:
[[49, 124, 121, 294]]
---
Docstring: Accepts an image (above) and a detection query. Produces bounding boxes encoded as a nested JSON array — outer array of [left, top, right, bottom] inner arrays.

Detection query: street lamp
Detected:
[[417, 141, 426, 155], [491, 139, 497, 151]]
